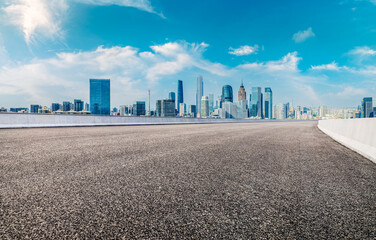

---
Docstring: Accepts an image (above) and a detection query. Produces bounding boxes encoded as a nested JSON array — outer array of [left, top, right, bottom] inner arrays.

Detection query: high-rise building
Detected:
[[319, 106, 329, 119], [177, 80, 183, 113], [119, 105, 128, 116], [179, 103, 186, 116], [237, 100, 248, 119], [74, 99, 84, 112], [361, 97, 373, 118], [30, 104, 40, 113], [264, 87, 273, 119], [156, 99, 175, 117], [132, 101, 145, 116], [90, 79, 110, 115], [169, 92, 176, 102], [196, 75, 203, 115], [188, 105, 196, 118], [249, 87, 263, 118], [238, 81, 246, 102], [222, 85, 233, 103], [85, 103, 90, 111], [208, 94, 214, 113], [62, 101, 71, 111], [222, 101, 237, 118], [201, 96, 209, 118], [51, 103, 60, 112]]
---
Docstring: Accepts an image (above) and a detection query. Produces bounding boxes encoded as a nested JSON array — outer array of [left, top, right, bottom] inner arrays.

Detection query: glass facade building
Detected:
[[222, 85, 233, 103], [264, 87, 273, 119], [201, 96, 209, 118], [30, 104, 40, 113], [361, 97, 373, 118], [250, 87, 263, 118], [90, 79, 110, 115], [74, 99, 84, 112], [208, 94, 214, 113], [177, 80, 183, 113], [196, 75, 203, 115], [169, 92, 175, 102], [132, 101, 146, 116], [51, 103, 60, 112]]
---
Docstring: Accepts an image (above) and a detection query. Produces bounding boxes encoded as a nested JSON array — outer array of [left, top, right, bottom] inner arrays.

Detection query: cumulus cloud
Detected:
[[292, 27, 315, 43], [228, 45, 259, 56], [336, 86, 367, 97], [1, 0, 163, 44], [348, 46, 376, 56], [310, 62, 342, 71], [239, 51, 301, 72]]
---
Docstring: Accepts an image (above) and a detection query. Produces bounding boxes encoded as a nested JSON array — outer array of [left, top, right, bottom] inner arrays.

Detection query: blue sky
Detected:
[[0, 0, 376, 109]]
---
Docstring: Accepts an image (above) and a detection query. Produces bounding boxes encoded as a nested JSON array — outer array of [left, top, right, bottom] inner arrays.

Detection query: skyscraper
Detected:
[[238, 81, 246, 102], [250, 87, 263, 118], [201, 96, 209, 118], [179, 103, 186, 116], [51, 103, 60, 112], [74, 99, 84, 112], [132, 101, 146, 116], [222, 85, 233, 103], [90, 79, 110, 115], [156, 99, 175, 117], [208, 93, 214, 113], [196, 75, 203, 115], [361, 97, 373, 118], [62, 101, 71, 111], [169, 92, 176, 102], [30, 104, 40, 113], [177, 80, 183, 113], [264, 87, 273, 119]]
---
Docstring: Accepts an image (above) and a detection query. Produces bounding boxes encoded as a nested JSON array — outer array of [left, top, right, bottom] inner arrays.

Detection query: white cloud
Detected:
[[228, 45, 259, 56], [310, 62, 341, 71], [336, 86, 367, 97], [348, 46, 376, 56], [1, 0, 163, 44], [292, 27, 315, 43], [239, 51, 301, 72]]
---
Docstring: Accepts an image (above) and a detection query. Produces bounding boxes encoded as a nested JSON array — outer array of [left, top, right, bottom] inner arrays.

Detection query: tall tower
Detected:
[[177, 80, 183, 113], [264, 87, 273, 119], [201, 96, 209, 118], [249, 87, 262, 118], [90, 79, 110, 115], [196, 75, 203, 115], [222, 85, 233, 103], [238, 80, 246, 102]]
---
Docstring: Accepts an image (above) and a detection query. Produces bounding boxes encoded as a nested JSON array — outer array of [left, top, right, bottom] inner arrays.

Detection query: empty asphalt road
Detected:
[[0, 121, 375, 239]]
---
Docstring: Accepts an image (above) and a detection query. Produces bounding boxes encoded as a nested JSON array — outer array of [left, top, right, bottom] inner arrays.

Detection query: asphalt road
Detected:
[[0, 121, 375, 239]]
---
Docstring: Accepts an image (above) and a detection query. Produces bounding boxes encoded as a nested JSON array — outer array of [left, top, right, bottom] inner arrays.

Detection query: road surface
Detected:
[[0, 121, 375, 239]]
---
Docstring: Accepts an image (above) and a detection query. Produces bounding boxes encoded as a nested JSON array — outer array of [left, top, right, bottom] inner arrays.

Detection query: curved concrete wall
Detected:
[[0, 113, 267, 129], [318, 119, 376, 163]]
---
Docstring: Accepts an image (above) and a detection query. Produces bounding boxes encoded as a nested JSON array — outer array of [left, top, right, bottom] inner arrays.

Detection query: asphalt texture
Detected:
[[0, 121, 375, 239]]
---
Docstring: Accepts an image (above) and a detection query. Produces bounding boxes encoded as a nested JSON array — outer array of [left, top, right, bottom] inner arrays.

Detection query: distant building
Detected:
[[319, 106, 329, 119], [133, 101, 146, 116], [51, 103, 60, 112], [208, 93, 214, 113], [169, 92, 176, 102], [361, 97, 373, 118], [120, 105, 129, 116], [177, 80, 183, 113], [196, 75, 203, 115], [238, 81, 246, 102], [222, 101, 237, 119], [264, 87, 273, 119], [74, 99, 84, 112], [188, 105, 196, 118], [90, 79, 110, 115], [222, 85, 233, 103], [63, 101, 71, 111], [38, 106, 51, 114], [0, 107, 7, 112], [250, 87, 263, 118], [156, 99, 175, 117], [237, 100, 248, 119], [201, 96, 209, 118], [85, 103, 90, 111], [10, 108, 28, 113], [179, 103, 186, 116], [30, 104, 40, 113]]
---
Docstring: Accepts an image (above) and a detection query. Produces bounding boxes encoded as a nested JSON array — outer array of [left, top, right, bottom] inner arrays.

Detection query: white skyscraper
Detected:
[[201, 96, 209, 118], [196, 75, 203, 116]]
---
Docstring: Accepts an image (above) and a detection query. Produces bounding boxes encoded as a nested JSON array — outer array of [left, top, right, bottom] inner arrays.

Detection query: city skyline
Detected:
[[0, 1, 375, 108]]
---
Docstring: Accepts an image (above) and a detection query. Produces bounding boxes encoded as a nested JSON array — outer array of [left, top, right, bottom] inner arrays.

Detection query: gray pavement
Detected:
[[0, 121, 375, 239]]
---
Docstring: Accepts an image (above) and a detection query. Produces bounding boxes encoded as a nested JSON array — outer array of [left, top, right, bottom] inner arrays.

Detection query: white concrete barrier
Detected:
[[318, 119, 376, 163], [0, 113, 270, 129]]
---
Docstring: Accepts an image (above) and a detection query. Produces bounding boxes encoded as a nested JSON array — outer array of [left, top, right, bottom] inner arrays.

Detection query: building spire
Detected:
[[240, 79, 244, 88]]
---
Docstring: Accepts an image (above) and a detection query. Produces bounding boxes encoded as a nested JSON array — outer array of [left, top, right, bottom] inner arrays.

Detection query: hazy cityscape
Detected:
[[1, 75, 373, 120]]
